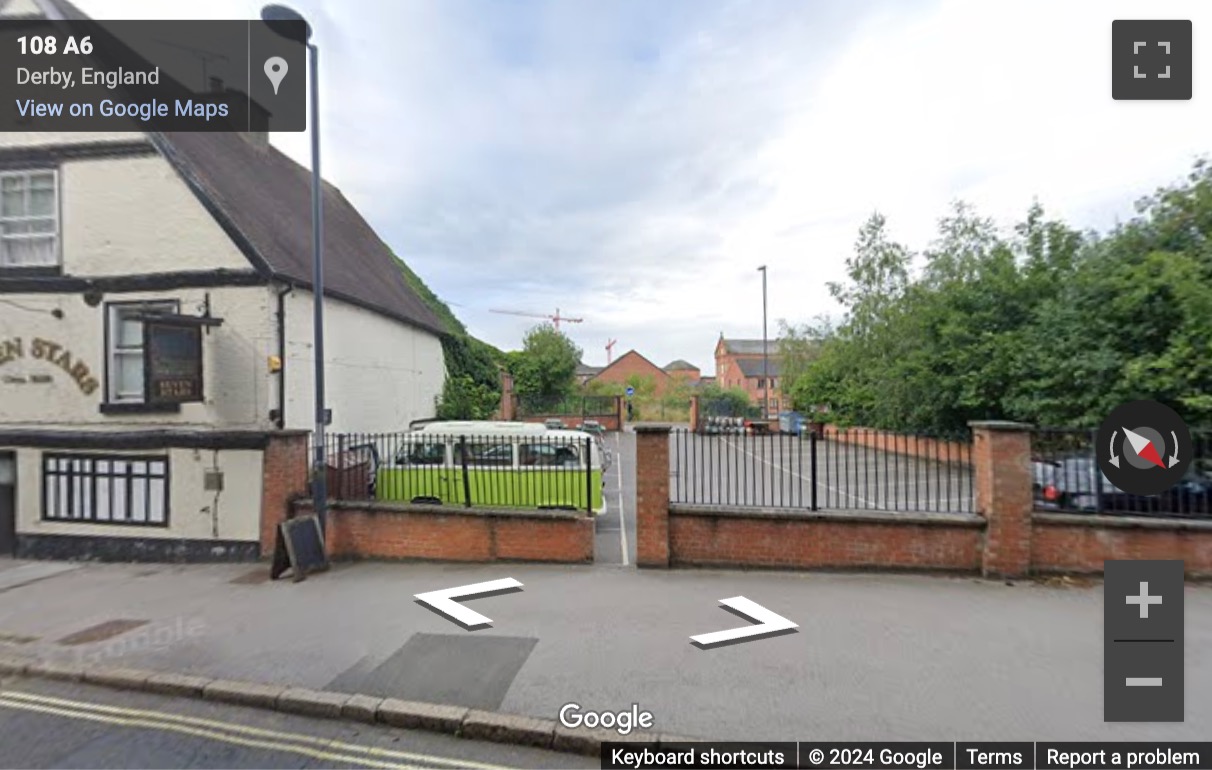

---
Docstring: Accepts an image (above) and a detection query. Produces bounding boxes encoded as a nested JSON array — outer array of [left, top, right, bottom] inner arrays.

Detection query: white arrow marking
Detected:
[[1110, 429, 1120, 468], [1169, 430, 1181, 468], [414, 578, 523, 630], [690, 596, 798, 649]]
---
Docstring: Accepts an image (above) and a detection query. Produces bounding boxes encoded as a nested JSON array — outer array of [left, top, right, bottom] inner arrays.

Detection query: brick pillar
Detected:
[[634, 425, 671, 568], [499, 370, 515, 421], [970, 420, 1034, 579], [260, 431, 310, 557]]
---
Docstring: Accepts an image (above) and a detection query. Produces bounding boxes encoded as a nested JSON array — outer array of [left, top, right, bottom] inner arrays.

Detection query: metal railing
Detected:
[[1032, 428, 1212, 519], [315, 432, 602, 513], [670, 427, 974, 513]]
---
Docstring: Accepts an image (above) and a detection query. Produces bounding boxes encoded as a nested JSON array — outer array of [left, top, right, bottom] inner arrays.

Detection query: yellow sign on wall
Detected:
[[0, 337, 100, 395]]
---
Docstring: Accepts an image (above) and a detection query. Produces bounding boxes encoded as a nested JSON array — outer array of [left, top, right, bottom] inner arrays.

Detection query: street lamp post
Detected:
[[262, 5, 328, 533], [758, 265, 768, 421]]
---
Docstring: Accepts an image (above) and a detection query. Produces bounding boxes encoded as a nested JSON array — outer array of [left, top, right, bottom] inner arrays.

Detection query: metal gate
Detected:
[[670, 427, 975, 513]]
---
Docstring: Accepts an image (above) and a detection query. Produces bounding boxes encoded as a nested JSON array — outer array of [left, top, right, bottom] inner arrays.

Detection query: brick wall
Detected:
[[823, 425, 971, 465], [1032, 514, 1212, 577], [636, 424, 1212, 579], [669, 509, 983, 570], [520, 412, 621, 431], [293, 500, 594, 563], [259, 431, 310, 557]]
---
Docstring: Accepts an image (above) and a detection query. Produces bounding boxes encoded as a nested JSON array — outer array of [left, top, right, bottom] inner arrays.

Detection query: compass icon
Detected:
[[1098, 400, 1191, 496]]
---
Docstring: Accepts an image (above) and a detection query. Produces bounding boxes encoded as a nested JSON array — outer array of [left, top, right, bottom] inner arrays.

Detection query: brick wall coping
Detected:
[[1034, 512, 1212, 532], [633, 425, 673, 434], [967, 420, 1034, 431], [670, 504, 985, 528], [294, 499, 591, 522]]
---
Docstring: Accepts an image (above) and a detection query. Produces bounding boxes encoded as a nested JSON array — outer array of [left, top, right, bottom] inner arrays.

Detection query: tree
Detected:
[[507, 324, 583, 404], [780, 160, 1212, 434], [697, 382, 758, 418], [436, 375, 498, 420]]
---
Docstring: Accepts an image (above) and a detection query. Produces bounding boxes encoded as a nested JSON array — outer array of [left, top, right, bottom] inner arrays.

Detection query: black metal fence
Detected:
[[670, 428, 974, 513], [1032, 428, 1212, 519], [316, 432, 602, 512]]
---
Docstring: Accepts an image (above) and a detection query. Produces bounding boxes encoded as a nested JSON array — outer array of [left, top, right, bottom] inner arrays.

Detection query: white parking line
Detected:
[[615, 433, 629, 566], [720, 437, 875, 507]]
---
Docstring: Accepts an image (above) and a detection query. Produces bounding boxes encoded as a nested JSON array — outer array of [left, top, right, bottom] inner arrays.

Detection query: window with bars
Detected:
[[0, 169, 58, 268], [42, 454, 169, 526], [106, 301, 178, 404]]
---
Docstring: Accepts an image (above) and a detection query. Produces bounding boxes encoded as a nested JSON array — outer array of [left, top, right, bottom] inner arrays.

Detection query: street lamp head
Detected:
[[261, 4, 312, 40], [757, 265, 766, 272]]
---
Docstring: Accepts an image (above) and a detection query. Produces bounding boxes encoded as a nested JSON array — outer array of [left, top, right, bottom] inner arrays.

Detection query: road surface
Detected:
[[0, 676, 593, 769]]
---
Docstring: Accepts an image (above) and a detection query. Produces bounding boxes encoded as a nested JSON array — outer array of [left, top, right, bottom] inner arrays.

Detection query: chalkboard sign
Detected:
[[270, 515, 329, 582], [143, 319, 204, 405]]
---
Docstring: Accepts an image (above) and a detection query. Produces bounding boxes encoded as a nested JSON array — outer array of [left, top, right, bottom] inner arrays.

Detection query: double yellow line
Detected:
[[0, 689, 519, 770]]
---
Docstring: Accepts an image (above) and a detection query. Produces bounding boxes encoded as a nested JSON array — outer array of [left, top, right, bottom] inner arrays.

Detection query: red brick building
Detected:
[[663, 360, 701, 385], [586, 350, 672, 396], [714, 336, 783, 415]]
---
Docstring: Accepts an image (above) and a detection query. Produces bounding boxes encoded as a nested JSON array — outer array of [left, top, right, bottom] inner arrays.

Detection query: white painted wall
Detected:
[[9, 446, 264, 542], [0, 285, 276, 430], [283, 289, 445, 434], [62, 154, 252, 276]]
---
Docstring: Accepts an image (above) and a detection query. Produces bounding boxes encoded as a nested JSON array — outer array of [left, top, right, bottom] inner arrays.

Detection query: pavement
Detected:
[[0, 429, 1206, 757], [0, 675, 594, 768], [0, 556, 1209, 745]]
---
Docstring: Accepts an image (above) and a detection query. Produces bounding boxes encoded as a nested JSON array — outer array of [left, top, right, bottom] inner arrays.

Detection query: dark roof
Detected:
[[152, 133, 446, 335], [37, 0, 447, 337], [576, 363, 603, 377], [664, 359, 699, 371], [736, 358, 783, 378], [721, 339, 779, 356]]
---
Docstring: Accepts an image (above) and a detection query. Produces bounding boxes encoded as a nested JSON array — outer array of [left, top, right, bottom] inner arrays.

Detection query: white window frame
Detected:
[[0, 168, 59, 268], [106, 301, 179, 404]]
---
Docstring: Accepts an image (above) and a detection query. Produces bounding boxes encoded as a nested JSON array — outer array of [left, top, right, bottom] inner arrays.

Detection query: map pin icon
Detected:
[[264, 56, 288, 95]]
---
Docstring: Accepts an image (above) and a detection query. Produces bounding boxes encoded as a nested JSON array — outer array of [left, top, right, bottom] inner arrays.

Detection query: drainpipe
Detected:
[[275, 284, 293, 429]]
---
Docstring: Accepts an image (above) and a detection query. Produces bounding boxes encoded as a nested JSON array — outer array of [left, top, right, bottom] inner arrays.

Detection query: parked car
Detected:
[[577, 420, 605, 438], [1032, 455, 1212, 517]]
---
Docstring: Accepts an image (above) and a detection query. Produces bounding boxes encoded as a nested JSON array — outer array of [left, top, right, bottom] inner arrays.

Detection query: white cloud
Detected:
[[73, 0, 1212, 374]]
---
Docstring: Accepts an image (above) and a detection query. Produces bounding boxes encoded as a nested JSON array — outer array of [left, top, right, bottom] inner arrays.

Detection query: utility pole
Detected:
[[758, 265, 768, 421]]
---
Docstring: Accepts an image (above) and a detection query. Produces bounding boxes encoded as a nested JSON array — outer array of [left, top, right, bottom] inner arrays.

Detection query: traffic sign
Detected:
[[625, 386, 635, 398]]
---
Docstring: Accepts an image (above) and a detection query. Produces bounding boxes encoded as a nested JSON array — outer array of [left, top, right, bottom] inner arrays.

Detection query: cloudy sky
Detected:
[[77, 0, 1212, 373]]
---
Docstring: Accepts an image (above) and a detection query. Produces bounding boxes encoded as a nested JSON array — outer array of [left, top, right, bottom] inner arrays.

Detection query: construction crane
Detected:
[[605, 339, 617, 364], [489, 307, 584, 331]]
